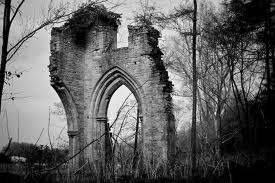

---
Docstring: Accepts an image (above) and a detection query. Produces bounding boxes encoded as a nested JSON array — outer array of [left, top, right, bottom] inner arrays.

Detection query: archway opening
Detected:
[[106, 84, 141, 172]]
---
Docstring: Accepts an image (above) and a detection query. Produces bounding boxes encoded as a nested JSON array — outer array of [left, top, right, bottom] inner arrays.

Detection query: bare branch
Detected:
[[4, 108, 10, 140], [34, 128, 44, 145], [47, 106, 64, 183], [9, 0, 25, 25]]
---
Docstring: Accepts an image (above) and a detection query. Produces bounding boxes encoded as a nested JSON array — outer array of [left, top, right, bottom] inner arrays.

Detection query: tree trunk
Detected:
[[191, 0, 197, 177], [0, 0, 12, 115], [133, 107, 139, 170], [265, 0, 271, 103]]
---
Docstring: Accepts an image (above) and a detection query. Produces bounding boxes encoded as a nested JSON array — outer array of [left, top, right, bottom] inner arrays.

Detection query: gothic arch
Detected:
[[85, 66, 145, 164], [91, 66, 144, 119], [51, 82, 79, 172], [52, 83, 78, 131]]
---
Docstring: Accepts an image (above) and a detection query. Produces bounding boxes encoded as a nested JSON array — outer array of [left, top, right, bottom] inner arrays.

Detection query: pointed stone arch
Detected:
[[92, 66, 144, 118], [50, 81, 79, 173], [86, 66, 145, 165]]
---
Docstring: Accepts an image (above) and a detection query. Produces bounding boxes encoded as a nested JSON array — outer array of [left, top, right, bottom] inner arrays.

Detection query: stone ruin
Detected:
[[49, 5, 175, 176]]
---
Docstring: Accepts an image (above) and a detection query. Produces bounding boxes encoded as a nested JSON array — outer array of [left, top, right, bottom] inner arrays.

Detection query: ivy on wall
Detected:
[[65, 3, 121, 46]]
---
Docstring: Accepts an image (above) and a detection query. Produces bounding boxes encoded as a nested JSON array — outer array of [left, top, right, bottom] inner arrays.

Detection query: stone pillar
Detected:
[[95, 117, 107, 173], [67, 130, 79, 179]]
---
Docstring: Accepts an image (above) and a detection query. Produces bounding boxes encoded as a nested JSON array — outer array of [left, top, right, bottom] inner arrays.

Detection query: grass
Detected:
[[1, 148, 275, 183]]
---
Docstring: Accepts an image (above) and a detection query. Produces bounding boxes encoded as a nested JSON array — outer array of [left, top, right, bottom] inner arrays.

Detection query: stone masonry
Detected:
[[49, 6, 175, 175]]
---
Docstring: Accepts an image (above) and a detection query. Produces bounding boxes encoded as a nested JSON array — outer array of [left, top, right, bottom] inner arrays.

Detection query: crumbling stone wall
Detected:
[[49, 7, 175, 174]]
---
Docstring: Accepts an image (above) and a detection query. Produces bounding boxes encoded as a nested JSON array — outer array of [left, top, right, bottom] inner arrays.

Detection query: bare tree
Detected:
[[203, 4, 264, 148], [0, 0, 71, 114], [191, 0, 197, 176], [0, 0, 117, 115]]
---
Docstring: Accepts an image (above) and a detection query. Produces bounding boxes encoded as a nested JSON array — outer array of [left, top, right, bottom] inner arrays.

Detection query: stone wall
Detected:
[[49, 8, 175, 174]]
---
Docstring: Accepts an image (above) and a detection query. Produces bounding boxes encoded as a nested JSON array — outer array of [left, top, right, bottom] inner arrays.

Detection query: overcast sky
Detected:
[[0, 0, 219, 150]]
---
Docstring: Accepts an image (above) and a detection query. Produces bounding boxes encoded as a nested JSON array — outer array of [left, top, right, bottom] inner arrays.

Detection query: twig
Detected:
[[30, 131, 108, 175], [9, 0, 25, 25], [112, 102, 137, 155], [5, 108, 10, 140], [34, 128, 44, 145], [111, 134, 134, 149], [227, 161, 232, 183], [3, 138, 12, 156], [210, 156, 223, 183], [17, 110, 19, 143], [56, 125, 66, 148], [74, 161, 88, 175], [47, 106, 64, 183]]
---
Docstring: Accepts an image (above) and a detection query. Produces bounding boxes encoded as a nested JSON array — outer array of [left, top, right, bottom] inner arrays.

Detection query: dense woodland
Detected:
[[163, 0, 275, 155], [1, 0, 275, 182]]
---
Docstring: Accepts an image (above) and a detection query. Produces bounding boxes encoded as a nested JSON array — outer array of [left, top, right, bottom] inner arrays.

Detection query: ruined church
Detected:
[[49, 5, 176, 174]]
